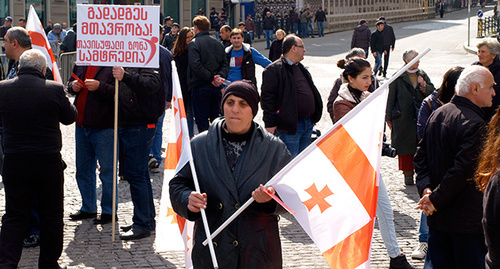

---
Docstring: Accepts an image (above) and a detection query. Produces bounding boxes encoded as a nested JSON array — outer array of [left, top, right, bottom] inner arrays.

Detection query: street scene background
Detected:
[[0, 6, 485, 268]]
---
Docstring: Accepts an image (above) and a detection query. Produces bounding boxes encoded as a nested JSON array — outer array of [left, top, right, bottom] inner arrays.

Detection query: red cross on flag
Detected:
[[26, 5, 62, 83], [155, 63, 193, 269], [269, 84, 389, 268]]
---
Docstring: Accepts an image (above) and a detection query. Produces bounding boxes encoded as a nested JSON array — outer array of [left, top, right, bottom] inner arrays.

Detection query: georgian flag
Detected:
[[269, 84, 389, 268], [26, 5, 62, 83], [155, 63, 193, 269]]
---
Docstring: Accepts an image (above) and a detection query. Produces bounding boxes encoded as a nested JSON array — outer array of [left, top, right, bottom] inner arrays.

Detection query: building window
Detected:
[[25, 0, 45, 25], [0, 0, 9, 23], [191, 0, 205, 20]]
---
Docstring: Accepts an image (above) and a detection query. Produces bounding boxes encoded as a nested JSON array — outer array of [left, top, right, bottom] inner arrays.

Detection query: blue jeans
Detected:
[[376, 176, 401, 258], [265, 29, 273, 48], [419, 212, 429, 242], [150, 111, 165, 162], [249, 31, 254, 41], [427, 227, 486, 269], [278, 118, 313, 158], [192, 85, 222, 133], [119, 125, 156, 231], [301, 23, 307, 38], [374, 52, 383, 75], [293, 23, 299, 36], [317, 21, 324, 36], [75, 126, 117, 215], [308, 22, 314, 37]]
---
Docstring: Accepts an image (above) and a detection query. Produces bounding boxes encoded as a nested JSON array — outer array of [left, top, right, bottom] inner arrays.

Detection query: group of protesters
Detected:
[[0, 10, 498, 269]]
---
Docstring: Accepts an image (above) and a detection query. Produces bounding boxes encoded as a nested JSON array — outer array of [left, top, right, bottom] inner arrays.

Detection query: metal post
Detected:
[[468, 0, 471, 46]]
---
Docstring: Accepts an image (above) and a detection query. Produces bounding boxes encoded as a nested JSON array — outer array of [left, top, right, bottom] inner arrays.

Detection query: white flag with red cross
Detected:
[[26, 5, 62, 83], [155, 63, 193, 269], [269, 84, 389, 268]]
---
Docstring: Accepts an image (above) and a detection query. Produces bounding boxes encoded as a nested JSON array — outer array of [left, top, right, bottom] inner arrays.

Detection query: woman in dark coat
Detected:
[[169, 81, 291, 269], [475, 109, 500, 269], [173, 27, 195, 137], [269, 29, 286, 62], [385, 49, 434, 185]]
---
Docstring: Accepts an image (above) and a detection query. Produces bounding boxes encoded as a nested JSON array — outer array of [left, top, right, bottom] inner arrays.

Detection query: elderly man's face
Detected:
[[2, 32, 16, 60], [475, 72, 496, 108], [478, 45, 497, 67]]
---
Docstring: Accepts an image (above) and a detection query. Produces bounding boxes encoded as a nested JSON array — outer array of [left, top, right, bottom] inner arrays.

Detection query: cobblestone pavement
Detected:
[[0, 6, 487, 269]]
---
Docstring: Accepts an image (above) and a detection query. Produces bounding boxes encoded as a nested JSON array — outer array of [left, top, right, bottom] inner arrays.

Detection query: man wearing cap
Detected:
[[351, 19, 371, 56], [378, 16, 396, 77], [47, 23, 67, 45], [162, 22, 179, 50], [371, 21, 385, 77], [261, 34, 323, 158], [0, 16, 13, 38], [163, 16, 173, 35], [170, 80, 291, 268]]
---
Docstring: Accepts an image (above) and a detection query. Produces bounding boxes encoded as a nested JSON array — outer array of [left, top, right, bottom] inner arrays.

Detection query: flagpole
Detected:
[[202, 47, 431, 247], [111, 79, 119, 241], [188, 158, 219, 269]]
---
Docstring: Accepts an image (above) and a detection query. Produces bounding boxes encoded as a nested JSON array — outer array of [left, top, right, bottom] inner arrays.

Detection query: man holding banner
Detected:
[[169, 80, 291, 268], [114, 66, 162, 240]]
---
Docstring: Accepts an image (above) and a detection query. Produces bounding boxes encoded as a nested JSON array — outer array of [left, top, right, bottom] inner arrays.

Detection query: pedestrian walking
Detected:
[[315, 7, 326, 37], [351, 19, 371, 56], [306, 9, 315, 38], [245, 14, 256, 41], [385, 49, 434, 185], [263, 11, 276, 49], [370, 21, 385, 77], [379, 16, 396, 77]]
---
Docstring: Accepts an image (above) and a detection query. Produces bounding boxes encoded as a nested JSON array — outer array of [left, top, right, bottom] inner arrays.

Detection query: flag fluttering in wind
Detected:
[[26, 5, 62, 83], [267, 84, 390, 268], [155, 63, 193, 269]]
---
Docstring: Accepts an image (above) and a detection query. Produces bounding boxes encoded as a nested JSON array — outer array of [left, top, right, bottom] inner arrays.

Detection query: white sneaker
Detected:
[[411, 242, 428, 260]]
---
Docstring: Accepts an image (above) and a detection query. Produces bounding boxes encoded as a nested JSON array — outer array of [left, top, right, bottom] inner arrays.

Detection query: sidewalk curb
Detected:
[[463, 41, 478, 55]]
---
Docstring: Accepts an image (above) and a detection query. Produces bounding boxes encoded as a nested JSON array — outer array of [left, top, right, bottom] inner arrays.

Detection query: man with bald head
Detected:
[[415, 65, 494, 268]]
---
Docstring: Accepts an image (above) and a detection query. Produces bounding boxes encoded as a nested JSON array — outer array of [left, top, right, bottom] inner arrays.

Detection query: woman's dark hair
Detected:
[[173, 27, 193, 57], [437, 66, 464, 104], [341, 58, 371, 81]]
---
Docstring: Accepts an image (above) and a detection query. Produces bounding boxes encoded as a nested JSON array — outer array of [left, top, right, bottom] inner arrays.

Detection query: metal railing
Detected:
[[478, 15, 499, 38]]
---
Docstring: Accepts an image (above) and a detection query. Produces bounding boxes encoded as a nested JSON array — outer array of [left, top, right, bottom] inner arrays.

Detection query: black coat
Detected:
[[269, 39, 283, 62], [0, 68, 76, 154], [382, 23, 396, 49], [415, 95, 486, 234], [261, 56, 323, 134], [351, 25, 371, 50], [188, 31, 229, 89], [118, 67, 163, 126], [263, 15, 276, 30], [370, 30, 384, 53], [68, 66, 115, 129], [169, 118, 291, 269]]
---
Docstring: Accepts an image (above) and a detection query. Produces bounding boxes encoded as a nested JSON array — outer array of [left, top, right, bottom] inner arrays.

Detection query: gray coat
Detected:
[[386, 70, 434, 155], [169, 118, 291, 269]]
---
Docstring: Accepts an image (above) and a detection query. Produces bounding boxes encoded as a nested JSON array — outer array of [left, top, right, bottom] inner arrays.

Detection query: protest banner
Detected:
[[76, 4, 159, 68], [75, 4, 160, 241]]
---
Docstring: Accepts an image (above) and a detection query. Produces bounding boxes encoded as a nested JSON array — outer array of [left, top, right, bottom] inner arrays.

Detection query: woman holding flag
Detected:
[[169, 80, 291, 268], [333, 58, 415, 269]]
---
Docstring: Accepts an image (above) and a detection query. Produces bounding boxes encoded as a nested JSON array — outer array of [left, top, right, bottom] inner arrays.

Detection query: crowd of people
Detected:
[[0, 10, 499, 269]]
